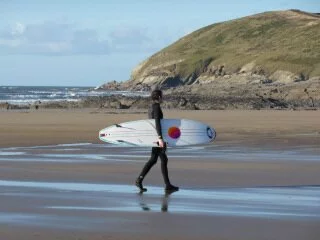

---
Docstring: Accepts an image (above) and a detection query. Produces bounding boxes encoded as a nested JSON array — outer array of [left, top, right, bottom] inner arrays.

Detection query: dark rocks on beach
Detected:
[[98, 80, 122, 91], [40, 102, 70, 109], [1, 103, 31, 110], [77, 92, 317, 110], [2, 92, 318, 111], [81, 96, 149, 109], [97, 80, 152, 92], [260, 79, 273, 84], [0, 102, 10, 110]]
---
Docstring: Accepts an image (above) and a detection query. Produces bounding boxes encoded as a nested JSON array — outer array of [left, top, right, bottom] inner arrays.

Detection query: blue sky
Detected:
[[0, 0, 319, 86]]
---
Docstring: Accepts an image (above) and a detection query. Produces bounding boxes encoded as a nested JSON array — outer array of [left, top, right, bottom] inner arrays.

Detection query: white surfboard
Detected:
[[99, 119, 216, 147]]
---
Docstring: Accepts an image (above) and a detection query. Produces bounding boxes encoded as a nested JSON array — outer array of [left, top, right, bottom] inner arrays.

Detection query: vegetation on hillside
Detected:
[[132, 10, 320, 82]]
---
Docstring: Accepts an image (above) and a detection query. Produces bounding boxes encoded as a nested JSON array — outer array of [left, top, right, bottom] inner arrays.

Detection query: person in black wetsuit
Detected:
[[135, 89, 179, 193]]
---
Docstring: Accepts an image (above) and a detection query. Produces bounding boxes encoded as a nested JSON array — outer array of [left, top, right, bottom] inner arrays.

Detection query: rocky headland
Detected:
[[96, 10, 320, 110]]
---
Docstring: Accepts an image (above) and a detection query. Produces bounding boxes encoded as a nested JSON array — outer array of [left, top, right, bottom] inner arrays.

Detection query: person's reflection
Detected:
[[161, 192, 171, 212], [137, 192, 151, 211], [137, 191, 175, 212]]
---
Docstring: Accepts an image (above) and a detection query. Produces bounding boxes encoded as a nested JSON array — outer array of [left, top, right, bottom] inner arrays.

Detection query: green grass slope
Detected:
[[131, 10, 320, 82]]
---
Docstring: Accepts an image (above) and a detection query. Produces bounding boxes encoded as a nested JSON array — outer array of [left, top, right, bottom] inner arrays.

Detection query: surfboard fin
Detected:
[[114, 124, 136, 130]]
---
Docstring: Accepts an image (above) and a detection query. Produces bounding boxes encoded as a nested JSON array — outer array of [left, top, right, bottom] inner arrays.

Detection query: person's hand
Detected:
[[158, 139, 165, 148]]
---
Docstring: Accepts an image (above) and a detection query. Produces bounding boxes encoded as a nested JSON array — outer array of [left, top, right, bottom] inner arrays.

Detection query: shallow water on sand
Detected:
[[0, 142, 319, 163], [0, 143, 319, 232], [1, 180, 319, 221]]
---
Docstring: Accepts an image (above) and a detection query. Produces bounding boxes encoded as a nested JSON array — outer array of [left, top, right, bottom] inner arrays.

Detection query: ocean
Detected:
[[0, 86, 148, 105]]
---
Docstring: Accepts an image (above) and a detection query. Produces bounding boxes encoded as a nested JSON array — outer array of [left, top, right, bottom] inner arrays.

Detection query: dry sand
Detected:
[[0, 109, 319, 240], [0, 108, 319, 147]]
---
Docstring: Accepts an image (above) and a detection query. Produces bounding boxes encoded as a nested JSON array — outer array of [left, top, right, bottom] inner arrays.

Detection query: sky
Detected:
[[0, 0, 319, 87]]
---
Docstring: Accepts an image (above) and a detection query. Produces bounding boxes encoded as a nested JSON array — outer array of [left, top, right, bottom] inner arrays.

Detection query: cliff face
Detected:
[[126, 10, 319, 90]]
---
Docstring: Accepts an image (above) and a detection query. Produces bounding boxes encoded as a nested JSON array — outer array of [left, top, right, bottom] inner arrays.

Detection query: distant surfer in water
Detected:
[[135, 89, 179, 193]]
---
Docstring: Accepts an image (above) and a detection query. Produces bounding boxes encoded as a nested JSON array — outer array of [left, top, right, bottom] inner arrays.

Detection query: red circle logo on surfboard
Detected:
[[168, 126, 181, 139]]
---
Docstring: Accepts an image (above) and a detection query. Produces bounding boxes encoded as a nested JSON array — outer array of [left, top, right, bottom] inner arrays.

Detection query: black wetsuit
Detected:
[[138, 102, 171, 186]]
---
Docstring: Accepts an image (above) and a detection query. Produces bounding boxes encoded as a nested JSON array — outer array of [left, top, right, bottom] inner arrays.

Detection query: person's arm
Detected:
[[153, 103, 163, 139]]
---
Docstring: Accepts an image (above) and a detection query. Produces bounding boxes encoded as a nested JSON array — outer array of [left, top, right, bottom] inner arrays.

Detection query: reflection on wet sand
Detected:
[[137, 191, 172, 212], [0, 142, 319, 162], [0, 179, 319, 220], [0, 143, 319, 240]]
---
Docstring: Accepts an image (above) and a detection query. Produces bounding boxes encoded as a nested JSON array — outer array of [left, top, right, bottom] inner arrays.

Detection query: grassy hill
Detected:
[[130, 10, 320, 86]]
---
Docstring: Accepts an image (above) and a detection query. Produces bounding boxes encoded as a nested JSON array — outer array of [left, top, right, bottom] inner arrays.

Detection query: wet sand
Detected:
[[0, 109, 320, 239]]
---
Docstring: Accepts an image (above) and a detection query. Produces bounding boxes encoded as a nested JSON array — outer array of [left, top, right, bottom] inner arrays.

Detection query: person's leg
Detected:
[[135, 147, 159, 191], [159, 147, 179, 192], [158, 150, 170, 186], [139, 147, 159, 177]]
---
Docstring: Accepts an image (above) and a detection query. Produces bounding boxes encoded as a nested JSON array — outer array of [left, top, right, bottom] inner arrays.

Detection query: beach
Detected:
[[1, 108, 320, 147], [0, 109, 319, 240]]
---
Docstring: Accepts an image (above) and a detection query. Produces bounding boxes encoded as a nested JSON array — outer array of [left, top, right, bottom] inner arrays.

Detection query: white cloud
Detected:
[[0, 21, 183, 56], [0, 21, 110, 55], [11, 22, 26, 36]]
